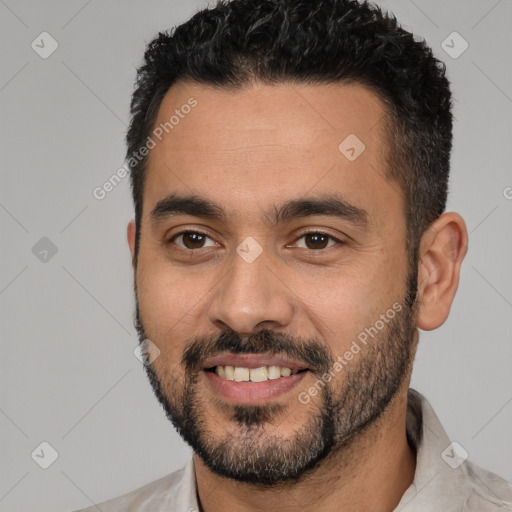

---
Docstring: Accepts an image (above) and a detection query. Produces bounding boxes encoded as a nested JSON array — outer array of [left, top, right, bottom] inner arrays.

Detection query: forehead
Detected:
[[143, 80, 403, 229]]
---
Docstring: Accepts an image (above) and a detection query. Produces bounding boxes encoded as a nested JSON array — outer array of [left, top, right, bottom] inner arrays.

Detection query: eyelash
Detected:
[[167, 230, 345, 251]]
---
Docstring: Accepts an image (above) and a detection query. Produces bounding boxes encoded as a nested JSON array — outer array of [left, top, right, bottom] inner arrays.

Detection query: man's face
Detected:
[[131, 81, 419, 484]]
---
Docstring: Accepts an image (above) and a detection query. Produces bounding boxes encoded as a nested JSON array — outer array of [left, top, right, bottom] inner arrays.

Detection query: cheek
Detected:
[[135, 264, 205, 365], [304, 282, 371, 353], [137, 255, 209, 318], [297, 261, 405, 354]]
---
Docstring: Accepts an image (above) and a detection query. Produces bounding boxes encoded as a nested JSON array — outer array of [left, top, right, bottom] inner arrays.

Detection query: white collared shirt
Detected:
[[73, 388, 512, 511]]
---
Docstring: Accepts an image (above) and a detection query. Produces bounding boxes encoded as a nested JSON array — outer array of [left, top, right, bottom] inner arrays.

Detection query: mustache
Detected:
[[181, 329, 333, 374]]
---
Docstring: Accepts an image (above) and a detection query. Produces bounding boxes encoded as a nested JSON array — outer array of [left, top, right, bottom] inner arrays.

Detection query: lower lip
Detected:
[[203, 370, 308, 404]]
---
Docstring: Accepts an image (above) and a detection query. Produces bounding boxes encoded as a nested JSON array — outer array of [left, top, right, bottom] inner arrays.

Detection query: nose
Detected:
[[207, 244, 294, 335]]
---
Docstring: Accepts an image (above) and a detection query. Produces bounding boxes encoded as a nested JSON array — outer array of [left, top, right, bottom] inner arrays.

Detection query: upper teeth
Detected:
[[214, 365, 299, 382]]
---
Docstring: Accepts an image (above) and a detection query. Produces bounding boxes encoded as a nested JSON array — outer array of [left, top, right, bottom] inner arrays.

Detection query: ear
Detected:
[[416, 212, 468, 331], [127, 220, 137, 270]]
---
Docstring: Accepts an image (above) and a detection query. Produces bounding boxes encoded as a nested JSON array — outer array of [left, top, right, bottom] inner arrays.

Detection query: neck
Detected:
[[194, 386, 416, 512]]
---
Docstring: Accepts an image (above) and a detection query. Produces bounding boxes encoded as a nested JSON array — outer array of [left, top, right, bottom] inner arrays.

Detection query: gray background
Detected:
[[1, 0, 511, 510]]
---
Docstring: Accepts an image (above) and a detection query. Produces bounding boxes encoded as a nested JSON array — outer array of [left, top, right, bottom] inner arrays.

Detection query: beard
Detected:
[[134, 265, 419, 486]]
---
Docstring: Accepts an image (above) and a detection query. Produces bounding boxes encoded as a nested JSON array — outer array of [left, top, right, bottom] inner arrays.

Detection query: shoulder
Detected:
[[70, 466, 188, 512], [404, 389, 512, 511], [463, 460, 512, 510]]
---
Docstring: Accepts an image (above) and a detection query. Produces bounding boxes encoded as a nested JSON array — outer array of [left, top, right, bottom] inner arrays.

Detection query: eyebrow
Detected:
[[150, 193, 368, 228]]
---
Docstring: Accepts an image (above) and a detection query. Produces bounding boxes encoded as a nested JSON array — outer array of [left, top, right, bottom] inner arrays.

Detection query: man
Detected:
[[76, 0, 512, 510]]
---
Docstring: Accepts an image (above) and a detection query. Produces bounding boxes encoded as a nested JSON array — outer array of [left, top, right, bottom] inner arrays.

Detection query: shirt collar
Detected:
[[396, 388, 511, 511]]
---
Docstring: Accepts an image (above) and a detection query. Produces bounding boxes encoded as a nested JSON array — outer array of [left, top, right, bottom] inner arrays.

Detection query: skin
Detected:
[[127, 81, 468, 511]]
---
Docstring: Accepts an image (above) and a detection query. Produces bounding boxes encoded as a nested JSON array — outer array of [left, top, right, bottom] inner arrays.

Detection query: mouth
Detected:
[[202, 353, 310, 404]]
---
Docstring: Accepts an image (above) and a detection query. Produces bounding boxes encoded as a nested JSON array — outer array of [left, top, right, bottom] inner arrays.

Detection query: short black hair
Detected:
[[127, 0, 452, 268]]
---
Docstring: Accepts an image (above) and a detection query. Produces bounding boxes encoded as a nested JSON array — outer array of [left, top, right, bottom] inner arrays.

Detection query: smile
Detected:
[[202, 353, 310, 404]]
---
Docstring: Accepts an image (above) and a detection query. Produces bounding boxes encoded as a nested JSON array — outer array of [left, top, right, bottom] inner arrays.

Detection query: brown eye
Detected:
[[304, 233, 329, 249], [293, 232, 342, 250], [170, 231, 216, 250]]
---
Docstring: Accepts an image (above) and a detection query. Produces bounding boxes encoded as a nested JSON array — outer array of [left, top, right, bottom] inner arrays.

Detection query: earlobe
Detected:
[[416, 212, 468, 331], [127, 220, 137, 269]]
